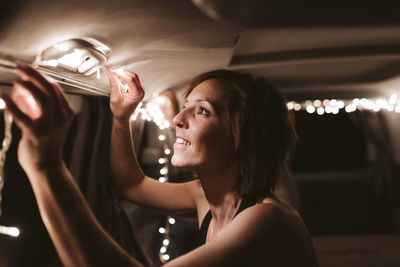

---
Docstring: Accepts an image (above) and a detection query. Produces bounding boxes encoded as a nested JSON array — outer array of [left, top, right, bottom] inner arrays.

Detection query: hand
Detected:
[[2, 65, 74, 172], [108, 70, 144, 127]]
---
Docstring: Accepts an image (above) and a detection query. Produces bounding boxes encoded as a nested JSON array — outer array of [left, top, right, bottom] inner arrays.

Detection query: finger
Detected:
[[14, 79, 49, 109], [16, 65, 58, 99], [113, 70, 142, 92], [108, 71, 121, 98], [1, 94, 33, 129]]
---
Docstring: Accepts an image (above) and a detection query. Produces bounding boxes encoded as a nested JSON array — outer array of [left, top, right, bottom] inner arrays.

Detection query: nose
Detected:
[[173, 110, 187, 128]]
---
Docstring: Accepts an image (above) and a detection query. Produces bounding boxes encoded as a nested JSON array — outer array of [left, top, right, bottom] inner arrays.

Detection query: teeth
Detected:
[[176, 138, 190, 145]]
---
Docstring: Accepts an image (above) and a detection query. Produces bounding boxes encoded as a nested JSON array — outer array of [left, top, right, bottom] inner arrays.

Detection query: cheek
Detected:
[[196, 127, 234, 159]]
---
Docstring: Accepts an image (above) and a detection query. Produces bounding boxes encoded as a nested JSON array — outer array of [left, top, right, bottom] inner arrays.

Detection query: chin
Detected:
[[171, 154, 195, 169], [171, 154, 185, 167]]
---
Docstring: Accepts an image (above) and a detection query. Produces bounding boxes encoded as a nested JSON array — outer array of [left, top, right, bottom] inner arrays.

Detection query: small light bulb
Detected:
[[168, 217, 176, 224], [305, 100, 312, 106], [0, 226, 20, 237], [325, 106, 332, 113], [159, 177, 166, 183], [389, 94, 397, 105], [160, 167, 168, 175], [163, 239, 170, 246], [306, 105, 315, 114], [164, 148, 171, 155], [313, 100, 321, 107], [294, 103, 301, 111], [159, 227, 166, 234], [353, 98, 360, 105], [158, 135, 166, 141], [0, 98, 5, 109], [162, 254, 170, 261], [160, 246, 167, 253]]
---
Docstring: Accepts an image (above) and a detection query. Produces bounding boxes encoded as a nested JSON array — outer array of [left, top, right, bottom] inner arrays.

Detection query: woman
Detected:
[[4, 65, 318, 266]]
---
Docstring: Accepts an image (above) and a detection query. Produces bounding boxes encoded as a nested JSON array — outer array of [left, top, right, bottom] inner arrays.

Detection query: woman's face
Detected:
[[171, 79, 237, 172]]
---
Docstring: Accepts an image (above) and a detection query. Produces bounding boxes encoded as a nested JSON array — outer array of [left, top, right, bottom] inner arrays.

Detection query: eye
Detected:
[[197, 106, 209, 116]]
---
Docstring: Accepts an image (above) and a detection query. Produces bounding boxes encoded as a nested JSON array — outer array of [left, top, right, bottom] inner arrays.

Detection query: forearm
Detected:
[[110, 119, 145, 192], [27, 162, 145, 267]]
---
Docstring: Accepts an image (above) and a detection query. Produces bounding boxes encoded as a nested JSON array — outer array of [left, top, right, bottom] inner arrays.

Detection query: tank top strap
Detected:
[[199, 210, 212, 244], [198, 196, 257, 245]]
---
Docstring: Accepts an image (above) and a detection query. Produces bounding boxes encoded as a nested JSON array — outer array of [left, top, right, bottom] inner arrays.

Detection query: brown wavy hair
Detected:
[[185, 69, 297, 201]]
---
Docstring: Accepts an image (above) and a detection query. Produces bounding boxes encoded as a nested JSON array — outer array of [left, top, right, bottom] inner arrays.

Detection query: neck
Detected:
[[197, 162, 242, 223]]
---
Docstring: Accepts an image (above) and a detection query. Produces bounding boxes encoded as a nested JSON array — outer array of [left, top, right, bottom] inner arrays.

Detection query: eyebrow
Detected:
[[194, 98, 224, 114]]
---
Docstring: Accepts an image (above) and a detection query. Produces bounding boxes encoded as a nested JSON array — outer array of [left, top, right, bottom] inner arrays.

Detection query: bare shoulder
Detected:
[[233, 197, 302, 232], [227, 198, 318, 266], [167, 198, 318, 267]]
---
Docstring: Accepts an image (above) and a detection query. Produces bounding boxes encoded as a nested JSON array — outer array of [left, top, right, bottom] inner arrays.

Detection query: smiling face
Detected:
[[171, 79, 237, 173]]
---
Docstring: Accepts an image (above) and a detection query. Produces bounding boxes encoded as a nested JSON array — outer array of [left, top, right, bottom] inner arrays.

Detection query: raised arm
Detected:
[[2, 65, 144, 267], [109, 71, 202, 217]]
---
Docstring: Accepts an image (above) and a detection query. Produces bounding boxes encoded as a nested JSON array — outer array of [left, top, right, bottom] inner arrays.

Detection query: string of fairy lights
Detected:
[[130, 97, 175, 263], [0, 100, 20, 238], [287, 94, 400, 114]]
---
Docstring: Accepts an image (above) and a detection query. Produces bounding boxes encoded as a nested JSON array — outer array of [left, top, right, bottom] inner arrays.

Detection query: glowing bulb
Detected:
[[164, 148, 171, 155], [353, 98, 360, 105], [160, 246, 167, 253], [322, 99, 330, 106], [325, 106, 332, 113], [337, 101, 345, 109], [162, 254, 170, 261], [0, 98, 5, 109], [163, 239, 170, 246], [330, 99, 337, 106], [158, 158, 167, 164], [0, 226, 20, 237], [287, 102, 294, 110], [159, 227, 166, 234], [332, 107, 339, 114], [160, 167, 168, 175], [294, 103, 301, 111], [159, 135, 166, 141], [345, 105, 354, 113], [360, 98, 368, 107], [306, 105, 315, 114], [317, 107, 324, 115], [159, 177, 166, 183], [389, 94, 397, 105], [313, 100, 321, 107], [395, 106, 400, 113], [168, 217, 176, 224]]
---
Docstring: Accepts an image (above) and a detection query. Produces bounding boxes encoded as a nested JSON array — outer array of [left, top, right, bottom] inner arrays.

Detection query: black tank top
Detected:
[[198, 197, 257, 245]]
